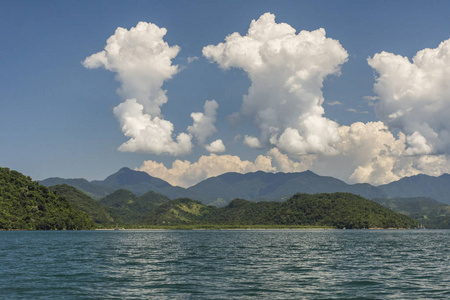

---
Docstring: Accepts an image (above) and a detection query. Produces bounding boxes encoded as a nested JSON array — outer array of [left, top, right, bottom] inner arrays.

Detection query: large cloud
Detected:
[[84, 22, 192, 155], [113, 99, 192, 154], [203, 12, 348, 155], [138, 153, 276, 187], [368, 39, 450, 155]]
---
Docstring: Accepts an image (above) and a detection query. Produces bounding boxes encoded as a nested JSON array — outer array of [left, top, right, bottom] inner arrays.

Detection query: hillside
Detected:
[[49, 184, 116, 226], [142, 193, 418, 229], [40, 177, 114, 200], [379, 174, 450, 205], [373, 197, 450, 229], [41, 167, 205, 201], [99, 189, 170, 224], [0, 168, 94, 230]]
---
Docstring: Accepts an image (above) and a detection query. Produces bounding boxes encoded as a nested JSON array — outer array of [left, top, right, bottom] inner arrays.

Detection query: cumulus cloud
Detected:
[[243, 135, 262, 148], [113, 99, 192, 155], [187, 100, 219, 145], [205, 139, 226, 153], [138, 120, 450, 187], [138, 153, 276, 187], [86, 14, 450, 186], [203, 12, 348, 156], [368, 39, 450, 155], [84, 21, 192, 155]]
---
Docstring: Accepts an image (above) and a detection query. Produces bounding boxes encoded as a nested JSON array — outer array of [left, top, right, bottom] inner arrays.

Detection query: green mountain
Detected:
[[373, 197, 450, 229], [378, 174, 450, 205], [40, 177, 114, 199], [49, 184, 116, 226], [143, 193, 418, 229], [99, 189, 170, 224], [0, 168, 94, 230], [187, 171, 387, 206]]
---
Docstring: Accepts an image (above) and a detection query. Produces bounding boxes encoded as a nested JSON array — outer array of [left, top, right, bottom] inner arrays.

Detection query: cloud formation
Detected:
[[205, 139, 226, 153], [203, 12, 348, 156], [188, 100, 219, 145], [84, 21, 192, 155], [85, 14, 450, 186], [113, 99, 192, 154], [368, 39, 450, 155], [138, 149, 317, 188]]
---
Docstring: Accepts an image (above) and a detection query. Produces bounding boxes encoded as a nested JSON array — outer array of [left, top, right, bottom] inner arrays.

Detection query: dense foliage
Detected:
[[49, 184, 116, 226], [0, 168, 94, 230], [143, 193, 419, 229], [373, 197, 450, 229], [99, 189, 170, 224]]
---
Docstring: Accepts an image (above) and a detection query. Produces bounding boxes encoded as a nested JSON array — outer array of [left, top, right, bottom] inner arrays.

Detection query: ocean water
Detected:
[[0, 230, 449, 299]]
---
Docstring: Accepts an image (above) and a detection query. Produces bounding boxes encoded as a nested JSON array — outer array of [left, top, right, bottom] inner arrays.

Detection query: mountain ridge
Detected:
[[40, 168, 450, 206]]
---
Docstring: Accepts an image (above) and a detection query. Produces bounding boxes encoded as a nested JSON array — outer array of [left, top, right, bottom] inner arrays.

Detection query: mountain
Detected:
[[0, 168, 94, 230], [373, 197, 450, 229], [40, 167, 450, 208], [49, 184, 116, 226], [187, 171, 387, 206], [40, 177, 114, 200], [378, 173, 450, 205], [142, 193, 419, 229], [98, 189, 171, 224], [41, 167, 205, 201]]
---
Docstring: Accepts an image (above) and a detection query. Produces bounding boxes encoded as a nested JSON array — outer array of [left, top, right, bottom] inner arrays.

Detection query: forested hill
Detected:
[[49, 184, 117, 226], [143, 193, 419, 229], [0, 168, 95, 230]]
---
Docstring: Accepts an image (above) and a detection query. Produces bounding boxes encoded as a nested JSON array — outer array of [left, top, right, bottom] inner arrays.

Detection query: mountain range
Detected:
[[40, 167, 450, 206]]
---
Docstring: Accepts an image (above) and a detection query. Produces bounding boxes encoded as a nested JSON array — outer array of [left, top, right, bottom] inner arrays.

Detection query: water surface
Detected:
[[1, 230, 449, 299]]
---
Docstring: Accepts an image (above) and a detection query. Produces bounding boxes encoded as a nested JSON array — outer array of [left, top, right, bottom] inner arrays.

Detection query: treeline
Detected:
[[0, 167, 420, 230], [0, 168, 94, 230], [142, 193, 418, 229]]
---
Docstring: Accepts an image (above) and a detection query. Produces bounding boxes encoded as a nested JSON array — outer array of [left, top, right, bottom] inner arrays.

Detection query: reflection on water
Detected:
[[1, 230, 449, 299]]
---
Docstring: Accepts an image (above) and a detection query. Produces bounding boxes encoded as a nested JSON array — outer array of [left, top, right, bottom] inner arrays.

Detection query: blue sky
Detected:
[[1, 0, 450, 187]]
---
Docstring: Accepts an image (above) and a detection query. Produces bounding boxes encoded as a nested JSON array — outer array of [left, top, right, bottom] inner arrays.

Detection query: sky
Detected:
[[1, 0, 450, 187]]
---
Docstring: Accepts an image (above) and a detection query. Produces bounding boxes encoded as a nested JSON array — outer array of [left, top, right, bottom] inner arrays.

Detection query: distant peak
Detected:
[[118, 167, 133, 172], [301, 170, 317, 176]]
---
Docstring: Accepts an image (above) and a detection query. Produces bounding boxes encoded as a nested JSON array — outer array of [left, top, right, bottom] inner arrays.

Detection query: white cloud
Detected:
[[86, 15, 450, 186], [346, 108, 369, 114], [84, 21, 192, 155], [243, 135, 262, 148], [327, 100, 342, 106], [203, 12, 348, 156], [84, 21, 180, 116], [368, 39, 450, 154], [138, 153, 275, 187], [113, 99, 192, 155], [187, 56, 199, 63], [187, 100, 219, 144], [205, 139, 226, 153]]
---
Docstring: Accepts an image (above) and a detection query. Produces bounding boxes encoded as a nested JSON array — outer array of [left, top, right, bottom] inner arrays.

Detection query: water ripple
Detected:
[[0, 230, 449, 299]]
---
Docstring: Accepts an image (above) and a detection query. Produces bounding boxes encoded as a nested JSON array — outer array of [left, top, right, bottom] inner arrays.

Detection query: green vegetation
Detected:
[[40, 177, 114, 200], [49, 184, 116, 226], [99, 189, 170, 224], [0, 167, 421, 230], [0, 168, 95, 230], [142, 193, 418, 229], [374, 197, 450, 229]]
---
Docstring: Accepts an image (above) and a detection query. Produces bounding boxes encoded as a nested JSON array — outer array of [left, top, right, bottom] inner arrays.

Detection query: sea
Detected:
[[0, 229, 449, 299]]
